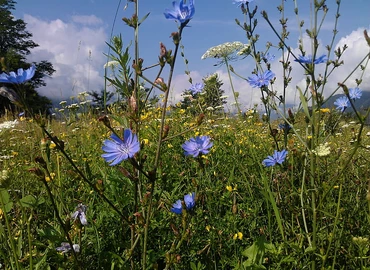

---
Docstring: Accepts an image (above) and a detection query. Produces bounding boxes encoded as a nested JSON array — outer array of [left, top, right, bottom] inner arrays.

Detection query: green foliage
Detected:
[[181, 73, 226, 115], [0, 0, 55, 116]]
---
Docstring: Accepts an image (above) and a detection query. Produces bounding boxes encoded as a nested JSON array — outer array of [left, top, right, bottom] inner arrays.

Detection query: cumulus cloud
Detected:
[[23, 15, 108, 101], [71, 15, 103, 26], [170, 27, 370, 113]]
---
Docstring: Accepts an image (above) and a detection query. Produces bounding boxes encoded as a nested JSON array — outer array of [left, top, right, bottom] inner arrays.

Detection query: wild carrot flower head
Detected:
[[164, 0, 195, 27], [71, 203, 88, 225], [189, 83, 204, 95], [102, 129, 140, 166], [334, 96, 349, 112], [247, 70, 275, 88], [0, 65, 36, 84], [182, 136, 213, 157], [202, 41, 244, 60], [262, 150, 288, 167], [294, 54, 327, 64], [349, 87, 362, 100]]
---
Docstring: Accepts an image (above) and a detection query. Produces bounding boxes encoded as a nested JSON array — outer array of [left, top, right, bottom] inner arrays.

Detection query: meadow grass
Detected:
[[1, 106, 370, 269], [1, 0, 370, 269]]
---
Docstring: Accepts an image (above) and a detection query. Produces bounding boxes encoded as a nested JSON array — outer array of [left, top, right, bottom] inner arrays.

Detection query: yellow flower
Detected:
[[45, 174, 54, 182], [50, 142, 56, 149], [167, 144, 173, 148], [320, 108, 330, 113], [179, 109, 185, 114], [142, 139, 149, 145], [226, 185, 237, 192], [206, 225, 211, 232], [233, 232, 243, 240]]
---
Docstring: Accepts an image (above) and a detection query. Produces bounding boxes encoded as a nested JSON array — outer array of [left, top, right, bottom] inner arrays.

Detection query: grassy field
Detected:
[[1, 105, 370, 269]]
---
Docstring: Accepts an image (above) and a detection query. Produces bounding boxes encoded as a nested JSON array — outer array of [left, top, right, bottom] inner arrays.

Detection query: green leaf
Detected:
[[297, 86, 311, 120], [4, 202, 13, 213], [19, 195, 37, 208], [0, 189, 10, 204], [110, 115, 128, 128], [139, 12, 150, 25]]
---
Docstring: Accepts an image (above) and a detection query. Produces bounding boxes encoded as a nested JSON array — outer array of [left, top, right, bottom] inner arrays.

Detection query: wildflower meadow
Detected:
[[1, 0, 370, 269]]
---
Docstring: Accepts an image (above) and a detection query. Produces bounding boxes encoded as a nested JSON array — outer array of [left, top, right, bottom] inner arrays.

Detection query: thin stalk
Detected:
[[41, 178, 81, 269], [28, 213, 33, 270], [0, 192, 20, 269], [224, 58, 241, 115], [41, 128, 128, 223], [322, 183, 343, 267]]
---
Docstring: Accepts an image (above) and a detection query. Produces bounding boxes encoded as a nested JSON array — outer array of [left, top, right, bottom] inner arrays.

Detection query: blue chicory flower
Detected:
[[71, 203, 88, 225], [164, 0, 195, 26], [262, 52, 275, 62], [171, 192, 196, 214], [56, 242, 80, 254], [184, 192, 196, 210], [294, 54, 327, 64], [0, 65, 36, 84], [102, 129, 140, 166], [233, 0, 254, 6], [262, 150, 288, 167], [334, 96, 349, 112], [247, 70, 275, 88], [349, 87, 362, 100], [189, 82, 204, 95], [182, 136, 213, 157], [278, 122, 291, 132], [171, 199, 183, 214]]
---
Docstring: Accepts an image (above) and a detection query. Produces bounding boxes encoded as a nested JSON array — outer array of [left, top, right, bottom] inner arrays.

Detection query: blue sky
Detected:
[[12, 0, 370, 109]]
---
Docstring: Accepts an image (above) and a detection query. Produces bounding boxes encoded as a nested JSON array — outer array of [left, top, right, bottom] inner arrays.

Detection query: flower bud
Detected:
[[98, 115, 111, 129]]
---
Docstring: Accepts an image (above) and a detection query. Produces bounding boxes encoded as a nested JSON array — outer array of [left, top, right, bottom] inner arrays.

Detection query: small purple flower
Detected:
[[182, 136, 213, 157], [184, 192, 196, 210], [349, 87, 362, 100], [102, 129, 140, 166], [262, 52, 275, 62], [164, 0, 195, 26], [278, 122, 291, 132], [171, 192, 196, 214], [189, 83, 204, 95], [295, 54, 327, 64], [233, 0, 254, 6], [56, 242, 80, 254], [71, 203, 88, 225], [334, 96, 349, 112], [171, 199, 183, 214], [247, 70, 275, 88], [0, 65, 36, 84], [262, 150, 288, 167]]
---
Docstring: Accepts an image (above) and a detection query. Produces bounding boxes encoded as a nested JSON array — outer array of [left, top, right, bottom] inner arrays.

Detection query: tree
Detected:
[[0, 0, 55, 115], [181, 73, 226, 114], [88, 89, 115, 109]]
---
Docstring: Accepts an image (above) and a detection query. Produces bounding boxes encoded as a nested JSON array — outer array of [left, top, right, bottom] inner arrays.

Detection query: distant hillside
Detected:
[[323, 90, 370, 112]]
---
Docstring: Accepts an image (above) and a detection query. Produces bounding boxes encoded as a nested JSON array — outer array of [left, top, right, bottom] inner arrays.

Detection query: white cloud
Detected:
[[170, 27, 370, 113], [23, 15, 108, 101], [71, 15, 103, 26]]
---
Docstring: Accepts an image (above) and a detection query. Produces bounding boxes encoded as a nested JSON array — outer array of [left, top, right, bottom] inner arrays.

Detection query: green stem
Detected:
[[41, 178, 81, 269], [224, 58, 241, 115], [0, 191, 20, 269], [28, 213, 33, 270]]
